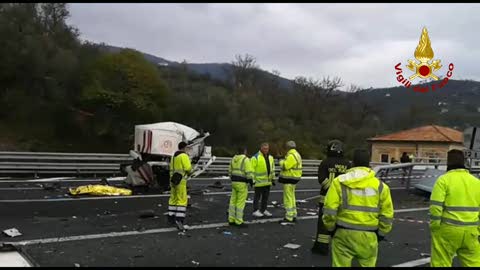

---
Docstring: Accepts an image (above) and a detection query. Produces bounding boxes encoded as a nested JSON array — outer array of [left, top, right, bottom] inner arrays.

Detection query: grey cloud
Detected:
[[68, 3, 480, 88]]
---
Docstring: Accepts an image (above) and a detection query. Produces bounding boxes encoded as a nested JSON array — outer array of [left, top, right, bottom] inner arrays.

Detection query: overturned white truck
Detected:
[[124, 122, 215, 191]]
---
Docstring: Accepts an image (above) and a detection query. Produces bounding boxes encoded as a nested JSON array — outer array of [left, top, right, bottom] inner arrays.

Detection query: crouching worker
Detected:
[[228, 147, 254, 228], [168, 142, 192, 230]]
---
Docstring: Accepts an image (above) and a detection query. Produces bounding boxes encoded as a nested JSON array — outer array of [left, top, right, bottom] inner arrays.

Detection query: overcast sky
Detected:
[[68, 3, 480, 89]]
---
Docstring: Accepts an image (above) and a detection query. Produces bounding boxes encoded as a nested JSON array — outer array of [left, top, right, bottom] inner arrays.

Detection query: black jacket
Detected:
[[318, 156, 351, 194]]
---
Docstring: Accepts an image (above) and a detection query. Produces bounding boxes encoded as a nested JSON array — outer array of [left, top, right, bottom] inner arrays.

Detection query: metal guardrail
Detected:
[[372, 162, 449, 191], [0, 152, 133, 177], [0, 152, 322, 178], [0, 151, 461, 180]]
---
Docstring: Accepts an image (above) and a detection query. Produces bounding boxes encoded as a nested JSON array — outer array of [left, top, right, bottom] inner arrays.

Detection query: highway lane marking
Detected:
[[0, 176, 319, 184], [4, 207, 430, 246], [0, 189, 322, 203], [391, 257, 430, 267], [299, 187, 411, 201], [395, 207, 429, 213], [0, 186, 415, 202]]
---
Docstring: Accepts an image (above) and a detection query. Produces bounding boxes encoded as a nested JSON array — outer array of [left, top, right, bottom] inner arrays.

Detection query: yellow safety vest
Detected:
[[430, 169, 480, 229], [229, 154, 253, 182], [251, 151, 275, 187], [279, 149, 303, 184], [169, 152, 192, 180], [322, 167, 394, 237]]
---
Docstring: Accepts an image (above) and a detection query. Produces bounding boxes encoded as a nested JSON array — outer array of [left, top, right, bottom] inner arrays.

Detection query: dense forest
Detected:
[[1, 3, 479, 159]]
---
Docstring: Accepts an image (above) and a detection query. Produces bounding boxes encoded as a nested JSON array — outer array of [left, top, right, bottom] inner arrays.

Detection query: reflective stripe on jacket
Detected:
[[430, 168, 480, 229], [279, 149, 303, 184], [322, 167, 394, 236], [169, 152, 192, 180], [229, 154, 253, 183]]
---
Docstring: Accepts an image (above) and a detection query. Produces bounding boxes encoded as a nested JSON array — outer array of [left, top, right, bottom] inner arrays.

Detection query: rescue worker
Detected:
[[429, 149, 480, 267], [278, 140, 302, 223], [168, 142, 192, 229], [251, 142, 275, 218], [322, 149, 394, 267], [311, 140, 351, 255], [228, 147, 254, 227]]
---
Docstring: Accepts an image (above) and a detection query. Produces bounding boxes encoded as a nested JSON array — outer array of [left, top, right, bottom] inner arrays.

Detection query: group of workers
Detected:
[[228, 141, 302, 226], [167, 139, 480, 267]]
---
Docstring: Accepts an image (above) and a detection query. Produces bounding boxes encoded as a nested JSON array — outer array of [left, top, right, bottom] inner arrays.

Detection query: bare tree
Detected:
[[230, 54, 259, 90], [293, 75, 343, 100]]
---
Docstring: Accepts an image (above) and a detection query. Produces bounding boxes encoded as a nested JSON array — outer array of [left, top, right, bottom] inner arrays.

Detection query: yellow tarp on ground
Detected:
[[69, 185, 132, 196]]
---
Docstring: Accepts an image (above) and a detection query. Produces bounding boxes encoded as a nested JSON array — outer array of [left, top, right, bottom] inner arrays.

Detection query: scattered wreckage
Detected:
[[122, 122, 216, 191]]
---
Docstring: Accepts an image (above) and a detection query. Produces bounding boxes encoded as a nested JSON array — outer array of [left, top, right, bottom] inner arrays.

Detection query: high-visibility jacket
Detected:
[[169, 151, 192, 180], [430, 169, 480, 230], [279, 149, 303, 184], [229, 154, 253, 183], [251, 151, 275, 187], [322, 167, 394, 237]]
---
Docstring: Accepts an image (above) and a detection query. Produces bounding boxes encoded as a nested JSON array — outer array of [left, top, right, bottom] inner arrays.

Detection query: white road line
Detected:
[[0, 187, 44, 191], [4, 207, 431, 246], [391, 257, 430, 267], [0, 179, 109, 183], [0, 189, 322, 203], [299, 187, 413, 202], [5, 216, 316, 246], [0, 176, 319, 183], [0, 186, 419, 203], [395, 207, 429, 213]]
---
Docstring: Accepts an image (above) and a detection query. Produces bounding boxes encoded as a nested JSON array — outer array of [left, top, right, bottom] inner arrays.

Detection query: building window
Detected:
[[381, 154, 389, 163]]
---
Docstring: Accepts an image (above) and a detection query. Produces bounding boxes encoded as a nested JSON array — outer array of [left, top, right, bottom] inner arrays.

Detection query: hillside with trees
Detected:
[[1, 3, 478, 159]]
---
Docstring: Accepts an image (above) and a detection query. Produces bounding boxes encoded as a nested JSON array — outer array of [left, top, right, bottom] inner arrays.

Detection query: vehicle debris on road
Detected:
[[283, 243, 301, 250], [191, 260, 200, 266], [2, 228, 22, 237]]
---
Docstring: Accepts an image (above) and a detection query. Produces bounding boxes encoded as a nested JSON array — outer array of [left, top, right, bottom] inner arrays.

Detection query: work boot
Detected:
[[228, 221, 236, 226], [279, 218, 295, 224], [252, 210, 264, 217], [263, 210, 273, 217], [235, 223, 249, 228]]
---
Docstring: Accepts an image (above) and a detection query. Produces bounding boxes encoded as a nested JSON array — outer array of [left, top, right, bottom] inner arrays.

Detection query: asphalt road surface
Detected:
[[0, 176, 462, 267]]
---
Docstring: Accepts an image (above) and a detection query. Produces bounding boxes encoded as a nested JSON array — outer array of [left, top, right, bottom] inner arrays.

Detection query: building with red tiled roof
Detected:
[[367, 125, 464, 163]]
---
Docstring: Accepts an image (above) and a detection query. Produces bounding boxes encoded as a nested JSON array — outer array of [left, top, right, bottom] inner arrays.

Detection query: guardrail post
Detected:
[[406, 165, 413, 191]]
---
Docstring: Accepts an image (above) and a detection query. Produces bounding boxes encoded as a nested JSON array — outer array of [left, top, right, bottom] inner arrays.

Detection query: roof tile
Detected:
[[368, 125, 463, 143]]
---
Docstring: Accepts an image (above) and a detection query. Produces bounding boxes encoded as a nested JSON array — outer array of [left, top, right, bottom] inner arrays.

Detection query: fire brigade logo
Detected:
[[394, 27, 454, 92]]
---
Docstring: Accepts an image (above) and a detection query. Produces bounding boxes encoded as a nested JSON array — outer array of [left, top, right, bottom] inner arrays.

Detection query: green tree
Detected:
[[80, 49, 168, 140]]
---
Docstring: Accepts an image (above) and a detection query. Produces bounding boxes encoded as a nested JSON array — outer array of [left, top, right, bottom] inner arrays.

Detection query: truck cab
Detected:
[[128, 122, 212, 191]]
